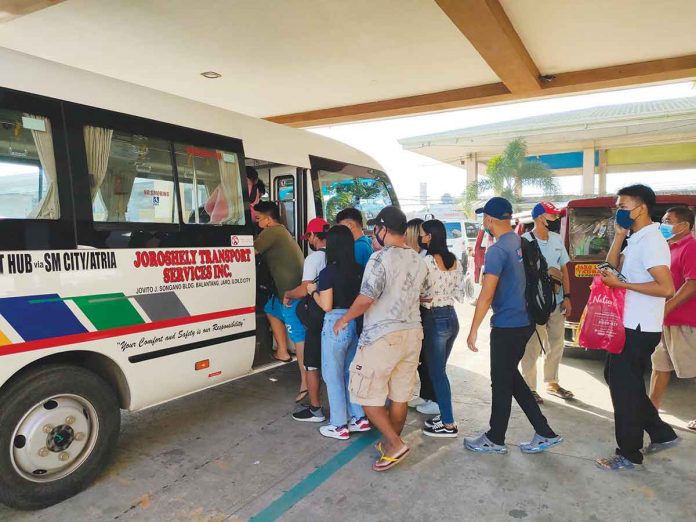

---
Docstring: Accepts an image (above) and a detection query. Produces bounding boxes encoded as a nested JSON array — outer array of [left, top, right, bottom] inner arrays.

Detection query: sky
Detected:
[[311, 82, 696, 215]]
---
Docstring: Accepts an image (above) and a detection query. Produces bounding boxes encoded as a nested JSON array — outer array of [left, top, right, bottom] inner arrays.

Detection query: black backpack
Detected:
[[520, 233, 556, 326]]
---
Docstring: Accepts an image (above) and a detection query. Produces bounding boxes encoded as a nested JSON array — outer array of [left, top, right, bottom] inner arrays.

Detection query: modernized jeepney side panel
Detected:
[[0, 241, 256, 411]]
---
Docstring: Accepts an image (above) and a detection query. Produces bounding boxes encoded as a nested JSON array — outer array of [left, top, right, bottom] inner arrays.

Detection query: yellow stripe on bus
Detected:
[[0, 330, 11, 346]]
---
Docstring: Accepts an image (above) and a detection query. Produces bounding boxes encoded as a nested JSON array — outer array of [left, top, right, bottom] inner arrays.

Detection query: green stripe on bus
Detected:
[[73, 293, 146, 330]]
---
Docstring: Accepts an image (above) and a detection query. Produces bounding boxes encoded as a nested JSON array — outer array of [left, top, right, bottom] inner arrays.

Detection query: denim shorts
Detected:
[[263, 296, 306, 343]]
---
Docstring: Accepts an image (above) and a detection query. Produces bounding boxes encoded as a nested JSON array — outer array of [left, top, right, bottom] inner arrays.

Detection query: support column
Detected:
[[582, 147, 595, 195], [598, 149, 608, 195], [465, 153, 479, 186]]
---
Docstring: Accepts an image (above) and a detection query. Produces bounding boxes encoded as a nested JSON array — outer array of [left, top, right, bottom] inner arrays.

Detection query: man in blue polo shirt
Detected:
[[464, 197, 562, 454]]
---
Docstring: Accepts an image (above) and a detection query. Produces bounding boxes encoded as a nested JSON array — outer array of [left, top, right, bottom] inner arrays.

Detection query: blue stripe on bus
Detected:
[[0, 294, 87, 342]]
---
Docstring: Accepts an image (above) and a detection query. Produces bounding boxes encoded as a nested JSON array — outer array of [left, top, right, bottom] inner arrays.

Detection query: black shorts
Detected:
[[304, 326, 322, 371]]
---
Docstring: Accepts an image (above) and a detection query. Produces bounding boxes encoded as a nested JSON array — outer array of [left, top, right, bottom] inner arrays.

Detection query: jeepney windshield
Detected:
[[568, 207, 615, 261]]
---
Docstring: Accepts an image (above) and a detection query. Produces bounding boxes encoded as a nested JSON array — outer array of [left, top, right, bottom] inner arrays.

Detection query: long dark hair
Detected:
[[326, 225, 361, 287], [327, 225, 357, 266], [423, 219, 456, 270]]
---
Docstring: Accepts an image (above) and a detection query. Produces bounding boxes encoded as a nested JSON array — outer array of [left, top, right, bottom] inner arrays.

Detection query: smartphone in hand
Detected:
[[598, 262, 628, 283]]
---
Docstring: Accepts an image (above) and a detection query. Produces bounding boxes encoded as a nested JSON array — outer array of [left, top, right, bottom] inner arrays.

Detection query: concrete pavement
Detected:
[[1, 304, 694, 522]]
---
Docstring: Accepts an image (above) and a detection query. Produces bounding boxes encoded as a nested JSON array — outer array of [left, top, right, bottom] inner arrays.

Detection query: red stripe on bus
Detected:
[[0, 306, 256, 357]]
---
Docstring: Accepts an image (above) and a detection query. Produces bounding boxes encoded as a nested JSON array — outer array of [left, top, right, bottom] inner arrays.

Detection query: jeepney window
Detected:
[[174, 144, 245, 226], [568, 207, 615, 261], [318, 170, 392, 225], [88, 127, 178, 223], [0, 109, 59, 219], [464, 222, 481, 239]]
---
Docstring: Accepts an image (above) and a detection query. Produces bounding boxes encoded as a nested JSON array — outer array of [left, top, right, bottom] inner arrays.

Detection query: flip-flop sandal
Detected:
[[688, 420, 696, 431], [547, 387, 574, 400], [295, 389, 308, 403], [272, 354, 292, 363], [372, 446, 410, 472], [374, 441, 384, 457]]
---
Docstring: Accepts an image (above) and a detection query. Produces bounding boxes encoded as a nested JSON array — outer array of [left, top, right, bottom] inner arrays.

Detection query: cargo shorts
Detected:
[[349, 327, 423, 407], [652, 325, 696, 378]]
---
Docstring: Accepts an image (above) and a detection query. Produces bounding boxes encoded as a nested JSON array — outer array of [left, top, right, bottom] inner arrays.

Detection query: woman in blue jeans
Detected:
[[418, 219, 466, 437], [307, 225, 371, 440]]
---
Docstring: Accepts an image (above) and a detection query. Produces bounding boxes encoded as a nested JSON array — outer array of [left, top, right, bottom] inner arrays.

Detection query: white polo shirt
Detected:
[[621, 223, 671, 332]]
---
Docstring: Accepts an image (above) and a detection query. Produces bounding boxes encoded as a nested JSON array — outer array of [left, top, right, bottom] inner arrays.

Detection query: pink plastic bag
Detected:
[[578, 276, 626, 354]]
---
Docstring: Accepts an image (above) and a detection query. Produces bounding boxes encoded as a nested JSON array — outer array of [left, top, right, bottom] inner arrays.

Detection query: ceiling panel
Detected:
[[502, 0, 696, 74], [0, 0, 499, 117]]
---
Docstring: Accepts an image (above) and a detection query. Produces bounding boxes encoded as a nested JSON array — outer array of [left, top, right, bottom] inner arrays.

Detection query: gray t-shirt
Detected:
[[358, 246, 430, 347]]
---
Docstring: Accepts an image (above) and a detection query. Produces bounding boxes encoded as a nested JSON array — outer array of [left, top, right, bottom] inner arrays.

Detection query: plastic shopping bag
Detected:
[[578, 276, 626, 354]]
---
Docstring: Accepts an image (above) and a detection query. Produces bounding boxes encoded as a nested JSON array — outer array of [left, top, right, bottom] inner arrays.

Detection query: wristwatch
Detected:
[[563, 294, 571, 299]]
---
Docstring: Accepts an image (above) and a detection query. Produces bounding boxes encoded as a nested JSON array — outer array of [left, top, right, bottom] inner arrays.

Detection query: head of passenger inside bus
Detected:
[[301, 218, 329, 251], [246, 166, 266, 197], [405, 218, 424, 252], [335, 207, 365, 240], [253, 201, 281, 229], [532, 201, 563, 234], [420, 219, 457, 270], [661, 206, 695, 242], [475, 197, 514, 239], [615, 184, 656, 232], [326, 224, 359, 269], [367, 206, 408, 248]]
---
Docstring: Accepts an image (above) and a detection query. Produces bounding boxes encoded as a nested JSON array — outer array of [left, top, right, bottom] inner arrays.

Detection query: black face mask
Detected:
[[546, 219, 561, 233], [375, 227, 386, 247], [417, 237, 428, 251]]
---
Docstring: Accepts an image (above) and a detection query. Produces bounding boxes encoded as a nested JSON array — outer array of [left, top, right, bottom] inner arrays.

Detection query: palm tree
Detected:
[[462, 138, 558, 215]]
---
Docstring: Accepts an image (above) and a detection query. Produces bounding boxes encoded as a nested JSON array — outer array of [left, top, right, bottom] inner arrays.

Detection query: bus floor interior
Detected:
[[2, 303, 694, 522]]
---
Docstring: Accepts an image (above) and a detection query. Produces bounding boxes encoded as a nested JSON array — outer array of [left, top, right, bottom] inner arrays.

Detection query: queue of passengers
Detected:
[[252, 183, 693, 472]]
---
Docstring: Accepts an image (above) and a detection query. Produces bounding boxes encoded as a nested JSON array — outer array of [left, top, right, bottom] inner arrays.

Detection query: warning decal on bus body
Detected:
[[574, 263, 600, 278]]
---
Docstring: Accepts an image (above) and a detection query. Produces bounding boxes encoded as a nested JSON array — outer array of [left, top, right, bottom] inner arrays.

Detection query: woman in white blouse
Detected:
[[419, 219, 466, 437]]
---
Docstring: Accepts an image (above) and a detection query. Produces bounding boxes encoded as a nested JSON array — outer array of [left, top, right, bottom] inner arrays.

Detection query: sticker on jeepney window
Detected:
[[575, 264, 600, 278]]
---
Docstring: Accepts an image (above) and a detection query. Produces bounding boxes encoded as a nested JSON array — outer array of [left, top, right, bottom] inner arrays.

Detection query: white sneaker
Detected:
[[319, 424, 349, 440], [348, 416, 371, 433], [416, 400, 440, 415], [408, 396, 426, 408]]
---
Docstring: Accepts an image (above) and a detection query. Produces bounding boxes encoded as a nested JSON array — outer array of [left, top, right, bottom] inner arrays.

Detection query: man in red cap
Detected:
[[520, 201, 574, 404], [285, 217, 330, 421]]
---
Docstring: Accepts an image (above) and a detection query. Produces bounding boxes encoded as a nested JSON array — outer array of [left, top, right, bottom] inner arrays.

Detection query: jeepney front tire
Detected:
[[0, 364, 120, 511]]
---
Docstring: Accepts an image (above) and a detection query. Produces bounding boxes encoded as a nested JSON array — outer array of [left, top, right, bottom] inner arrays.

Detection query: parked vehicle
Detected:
[[562, 195, 696, 354], [0, 48, 398, 510]]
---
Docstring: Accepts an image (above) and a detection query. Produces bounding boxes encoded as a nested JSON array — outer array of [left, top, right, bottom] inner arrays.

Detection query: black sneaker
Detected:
[[292, 406, 325, 423], [424, 415, 441, 429], [423, 420, 458, 438]]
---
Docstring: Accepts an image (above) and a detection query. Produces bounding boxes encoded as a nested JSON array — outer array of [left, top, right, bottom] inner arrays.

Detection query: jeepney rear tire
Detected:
[[0, 364, 120, 511]]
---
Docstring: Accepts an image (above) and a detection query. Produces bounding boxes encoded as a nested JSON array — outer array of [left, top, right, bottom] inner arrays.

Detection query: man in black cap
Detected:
[[464, 197, 562, 455], [334, 205, 431, 471]]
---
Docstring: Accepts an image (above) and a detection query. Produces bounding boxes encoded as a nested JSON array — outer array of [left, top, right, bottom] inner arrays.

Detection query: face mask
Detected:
[[375, 227, 386, 247], [615, 208, 635, 230], [417, 237, 428, 250], [546, 219, 561, 233], [659, 223, 675, 240]]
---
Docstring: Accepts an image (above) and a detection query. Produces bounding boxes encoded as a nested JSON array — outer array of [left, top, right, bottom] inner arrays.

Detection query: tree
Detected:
[[462, 138, 558, 215], [324, 179, 382, 223]]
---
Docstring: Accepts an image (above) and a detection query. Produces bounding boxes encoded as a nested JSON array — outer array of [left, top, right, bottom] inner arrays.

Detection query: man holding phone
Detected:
[[597, 184, 678, 471], [520, 202, 574, 404]]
